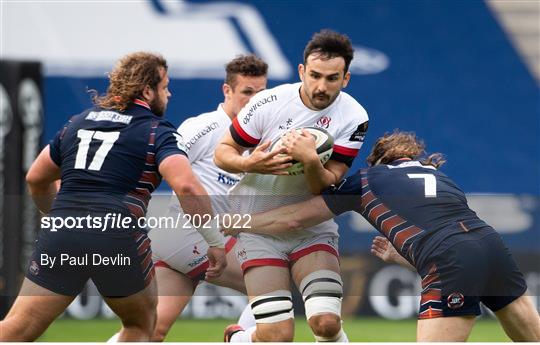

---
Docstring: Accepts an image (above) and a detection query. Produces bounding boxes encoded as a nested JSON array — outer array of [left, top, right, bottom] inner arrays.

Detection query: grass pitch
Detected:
[[38, 317, 510, 342]]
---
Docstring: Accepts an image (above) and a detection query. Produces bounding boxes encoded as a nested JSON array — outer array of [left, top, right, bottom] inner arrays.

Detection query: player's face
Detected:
[[225, 75, 267, 117], [299, 54, 350, 110], [149, 68, 171, 116]]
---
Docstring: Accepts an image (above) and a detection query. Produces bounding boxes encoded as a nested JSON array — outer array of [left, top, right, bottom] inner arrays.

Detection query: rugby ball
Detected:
[[270, 126, 334, 175]]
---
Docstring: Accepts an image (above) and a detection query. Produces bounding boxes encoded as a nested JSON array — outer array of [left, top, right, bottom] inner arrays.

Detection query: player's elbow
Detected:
[[25, 169, 47, 190], [213, 145, 230, 171], [174, 181, 200, 197], [213, 149, 225, 170]]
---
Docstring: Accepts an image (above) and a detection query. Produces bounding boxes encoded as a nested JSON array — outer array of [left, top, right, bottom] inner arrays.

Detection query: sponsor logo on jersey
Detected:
[[188, 254, 208, 268], [326, 237, 338, 248], [29, 260, 39, 275], [447, 292, 465, 309], [193, 245, 200, 255], [242, 94, 277, 125], [316, 115, 331, 129], [349, 121, 369, 142], [86, 111, 132, 124], [173, 133, 188, 152], [237, 249, 247, 261], [278, 118, 293, 130], [185, 121, 220, 150], [217, 173, 239, 186]]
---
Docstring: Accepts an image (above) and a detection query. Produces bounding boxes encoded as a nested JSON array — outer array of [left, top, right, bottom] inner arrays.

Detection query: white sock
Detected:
[[237, 304, 256, 329], [106, 332, 120, 343], [230, 325, 256, 342]]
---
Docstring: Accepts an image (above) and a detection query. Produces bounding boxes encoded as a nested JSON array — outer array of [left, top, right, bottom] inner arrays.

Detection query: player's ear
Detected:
[[342, 71, 351, 88], [298, 64, 305, 82], [223, 83, 231, 99], [142, 84, 154, 102]]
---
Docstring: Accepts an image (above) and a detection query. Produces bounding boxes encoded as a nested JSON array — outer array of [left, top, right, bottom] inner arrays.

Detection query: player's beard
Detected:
[[149, 97, 166, 117], [310, 90, 339, 110]]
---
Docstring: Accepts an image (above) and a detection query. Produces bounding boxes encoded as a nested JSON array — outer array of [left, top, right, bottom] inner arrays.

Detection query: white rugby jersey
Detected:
[[171, 104, 242, 214], [228, 82, 369, 239]]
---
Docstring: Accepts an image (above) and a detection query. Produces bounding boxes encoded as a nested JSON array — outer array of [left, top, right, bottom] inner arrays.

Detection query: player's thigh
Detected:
[[290, 246, 343, 335], [89, 229, 157, 299], [290, 250, 340, 285], [417, 316, 476, 341], [206, 242, 246, 294], [244, 265, 294, 340], [153, 266, 195, 339], [2, 278, 75, 340], [244, 265, 291, 297], [418, 240, 489, 320], [494, 294, 540, 341], [103, 276, 157, 327]]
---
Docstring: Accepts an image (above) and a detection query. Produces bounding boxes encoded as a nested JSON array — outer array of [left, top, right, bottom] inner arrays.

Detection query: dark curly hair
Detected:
[[92, 52, 168, 112], [303, 29, 354, 73], [225, 54, 268, 90], [366, 130, 446, 168]]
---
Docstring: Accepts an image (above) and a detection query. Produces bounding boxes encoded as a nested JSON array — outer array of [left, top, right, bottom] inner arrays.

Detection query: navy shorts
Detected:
[[417, 227, 527, 319], [26, 229, 154, 297]]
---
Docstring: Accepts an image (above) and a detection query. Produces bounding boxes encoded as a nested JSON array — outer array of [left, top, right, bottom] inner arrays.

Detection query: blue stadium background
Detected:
[[41, 0, 539, 254]]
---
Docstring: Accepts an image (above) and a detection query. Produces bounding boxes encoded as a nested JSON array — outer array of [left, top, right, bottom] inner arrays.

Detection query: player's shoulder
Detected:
[[178, 107, 226, 135], [248, 82, 298, 106], [337, 91, 369, 122], [149, 117, 178, 135]]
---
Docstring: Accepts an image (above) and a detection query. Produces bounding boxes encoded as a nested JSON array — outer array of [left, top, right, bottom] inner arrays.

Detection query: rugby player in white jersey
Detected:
[[215, 30, 369, 342], [147, 55, 268, 341]]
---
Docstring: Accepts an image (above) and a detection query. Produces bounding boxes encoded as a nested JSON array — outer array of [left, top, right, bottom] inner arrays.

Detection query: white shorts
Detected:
[[149, 225, 236, 282], [235, 232, 339, 272]]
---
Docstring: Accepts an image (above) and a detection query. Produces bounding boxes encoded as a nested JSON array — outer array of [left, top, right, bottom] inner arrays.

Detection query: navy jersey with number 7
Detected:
[[322, 159, 489, 267], [49, 101, 187, 223]]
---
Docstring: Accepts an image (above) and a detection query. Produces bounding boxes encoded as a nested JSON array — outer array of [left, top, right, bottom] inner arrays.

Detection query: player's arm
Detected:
[[159, 154, 226, 277], [221, 171, 363, 236], [222, 195, 334, 236], [214, 130, 292, 174], [371, 236, 415, 270], [26, 145, 61, 214], [282, 129, 349, 194]]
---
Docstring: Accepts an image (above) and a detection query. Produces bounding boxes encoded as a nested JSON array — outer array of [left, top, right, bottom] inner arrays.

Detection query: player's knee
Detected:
[[250, 290, 294, 341], [0, 316, 44, 341], [300, 269, 343, 319], [308, 313, 342, 338]]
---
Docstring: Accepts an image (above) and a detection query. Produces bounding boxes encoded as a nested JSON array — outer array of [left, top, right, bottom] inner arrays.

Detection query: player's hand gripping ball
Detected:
[[270, 126, 333, 175]]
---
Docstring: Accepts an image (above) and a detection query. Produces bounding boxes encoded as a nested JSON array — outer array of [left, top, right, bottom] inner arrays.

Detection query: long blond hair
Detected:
[[366, 130, 446, 168], [91, 52, 167, 112]]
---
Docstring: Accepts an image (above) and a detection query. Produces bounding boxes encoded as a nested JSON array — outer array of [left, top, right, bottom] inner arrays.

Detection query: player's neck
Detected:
[[221, 102, 236, 120]]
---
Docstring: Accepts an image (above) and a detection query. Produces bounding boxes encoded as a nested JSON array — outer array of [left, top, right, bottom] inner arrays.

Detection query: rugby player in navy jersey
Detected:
[[222, 131, 540, 341], [0, 52, 226, 342]]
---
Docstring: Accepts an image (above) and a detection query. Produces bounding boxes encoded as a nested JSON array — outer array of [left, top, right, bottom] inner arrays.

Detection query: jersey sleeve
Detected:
[[331, 105, 369, 167], [154, 120, 188, 167], [321, 170, 364, 215], [177, 116, 211, 163], [49, 118, 73, 166], [229, 92, 274, 147]]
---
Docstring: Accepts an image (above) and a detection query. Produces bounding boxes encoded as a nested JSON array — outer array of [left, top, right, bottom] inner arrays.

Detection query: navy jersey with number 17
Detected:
[[49, 101, 187, 224], [322, 159, 489, 267]]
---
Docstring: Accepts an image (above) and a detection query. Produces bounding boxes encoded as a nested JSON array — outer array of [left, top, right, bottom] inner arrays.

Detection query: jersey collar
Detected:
[[133, 99, 151, 110]]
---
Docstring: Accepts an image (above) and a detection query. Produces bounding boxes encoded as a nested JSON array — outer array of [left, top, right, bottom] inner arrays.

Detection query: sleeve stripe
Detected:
[[330, 152, 355, 167], [333, 145, 359, 157], [231, 117, 260, 146]]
